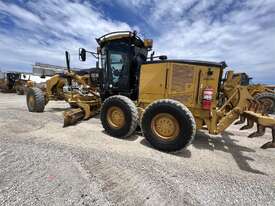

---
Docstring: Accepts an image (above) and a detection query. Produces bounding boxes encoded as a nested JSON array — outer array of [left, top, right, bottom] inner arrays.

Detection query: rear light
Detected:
[[202, 87, 213, 110]]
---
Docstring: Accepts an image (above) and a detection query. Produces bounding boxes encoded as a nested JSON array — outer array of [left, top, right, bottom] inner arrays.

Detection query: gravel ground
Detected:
[[0, 93, 274, 206]]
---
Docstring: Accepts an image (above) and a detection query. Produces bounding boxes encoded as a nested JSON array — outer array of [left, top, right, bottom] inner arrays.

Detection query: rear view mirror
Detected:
[[79, 48, 86, 61]]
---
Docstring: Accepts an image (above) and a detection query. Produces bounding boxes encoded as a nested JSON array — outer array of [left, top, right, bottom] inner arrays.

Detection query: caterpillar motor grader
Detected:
[[0, 71, 33, 94], [27, 31, 275, 151], [221, 71, 275, 113], [26, 59, 100, 122]]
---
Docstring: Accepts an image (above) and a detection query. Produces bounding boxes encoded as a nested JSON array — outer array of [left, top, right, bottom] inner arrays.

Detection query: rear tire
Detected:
[[141, 99, 196, 152], [26, 88, 45, 112], [254, 92, 275, 114], [100, 95, 138, 138]]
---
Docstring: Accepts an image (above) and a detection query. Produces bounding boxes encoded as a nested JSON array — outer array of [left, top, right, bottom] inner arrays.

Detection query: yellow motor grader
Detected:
[[27, 31, 275, 151], [27, 60, 102, 132], [0, 71, 33, 95], [221, 71, 275, 113]]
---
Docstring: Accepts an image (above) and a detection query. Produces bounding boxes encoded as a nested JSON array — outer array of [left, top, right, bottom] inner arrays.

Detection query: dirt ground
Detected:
[[0, 93, 274, 206]]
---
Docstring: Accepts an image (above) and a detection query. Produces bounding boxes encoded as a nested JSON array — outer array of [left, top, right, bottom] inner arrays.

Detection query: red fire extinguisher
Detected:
[[202, 87, 213, 110]]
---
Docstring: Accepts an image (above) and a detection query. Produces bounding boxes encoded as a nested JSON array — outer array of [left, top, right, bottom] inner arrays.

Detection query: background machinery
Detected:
[[27, 31, 275, 151], [0, 71, 33, 95], [221, 71, 275, 113], [26, 61, 100, 126]]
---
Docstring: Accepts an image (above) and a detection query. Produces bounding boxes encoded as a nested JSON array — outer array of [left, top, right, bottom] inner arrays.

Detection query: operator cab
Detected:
[[79, 31, 152, 100], [6, 72, 21, 90], [233, 72, 252, 86]]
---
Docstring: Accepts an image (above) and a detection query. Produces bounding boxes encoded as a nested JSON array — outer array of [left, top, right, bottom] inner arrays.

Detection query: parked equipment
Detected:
[[0, 71, 33, 94], [26, 63, 100, 125], [27, 31, 275, 151], [221, 71, 275, 113]]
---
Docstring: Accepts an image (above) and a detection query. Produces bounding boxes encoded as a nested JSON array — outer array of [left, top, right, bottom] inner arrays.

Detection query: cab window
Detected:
[[109, 52, 127, 84]]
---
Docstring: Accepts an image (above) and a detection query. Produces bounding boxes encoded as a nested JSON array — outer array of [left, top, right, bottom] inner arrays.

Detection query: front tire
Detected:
[[100, 95, 138, 138], [26, 88, 45, 112], [141, 99, 196, 152]]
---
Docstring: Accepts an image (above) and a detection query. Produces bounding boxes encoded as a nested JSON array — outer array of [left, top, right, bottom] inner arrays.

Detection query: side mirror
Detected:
[[79, 48, 86, 61], [96, 47, 101, 54]]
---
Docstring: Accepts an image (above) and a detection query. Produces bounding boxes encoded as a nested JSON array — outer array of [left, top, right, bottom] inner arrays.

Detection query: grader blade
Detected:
[[63, 108, 85, 127]]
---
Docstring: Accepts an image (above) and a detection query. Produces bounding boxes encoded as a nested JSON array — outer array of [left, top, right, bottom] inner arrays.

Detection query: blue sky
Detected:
[[0, 0, 274, 84]]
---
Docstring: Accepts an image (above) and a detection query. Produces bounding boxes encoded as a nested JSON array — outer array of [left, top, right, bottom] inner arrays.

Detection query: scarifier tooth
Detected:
[[261, 127, 275, 149], [248, 124, 265, 138], [261, 142, 275, 149], [235, 116, 245, 125], [240, 119, 254, 130], [63, 118, 72, 127]]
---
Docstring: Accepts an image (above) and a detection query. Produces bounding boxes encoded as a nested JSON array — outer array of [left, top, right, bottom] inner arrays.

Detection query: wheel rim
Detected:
[[107, 106, 126, 129], [28, 95, 35, 108], [151, 113, 180, 140]]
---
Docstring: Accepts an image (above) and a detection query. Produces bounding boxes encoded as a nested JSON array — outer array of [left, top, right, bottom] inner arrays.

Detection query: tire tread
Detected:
[[141, 99, 196, 151], [101, 95, 138, 138], [27, 87, 45, 112]]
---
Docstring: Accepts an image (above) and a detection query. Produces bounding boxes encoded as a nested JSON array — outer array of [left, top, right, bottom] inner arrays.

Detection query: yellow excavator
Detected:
[[27, 31, 275, 151]]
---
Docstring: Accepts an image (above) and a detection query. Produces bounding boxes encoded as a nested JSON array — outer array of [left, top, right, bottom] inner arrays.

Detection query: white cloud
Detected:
[[119, 0, 275, 83], [0, 0, 132, 72], [0, 0, 274, 84], [0, 1, 42, 25]]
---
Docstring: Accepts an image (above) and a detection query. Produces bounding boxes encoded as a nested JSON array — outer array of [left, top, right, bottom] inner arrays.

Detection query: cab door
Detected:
[[107, 50, 130, 91]]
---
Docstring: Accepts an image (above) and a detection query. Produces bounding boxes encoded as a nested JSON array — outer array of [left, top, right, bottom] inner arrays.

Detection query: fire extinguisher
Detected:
[[202, 87, 213, 110]]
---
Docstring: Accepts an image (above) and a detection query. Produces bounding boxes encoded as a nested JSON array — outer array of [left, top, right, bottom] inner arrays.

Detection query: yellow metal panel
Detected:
[[164, 63, 222, 110], [139, 62, 222, 109], [138, 61, 224, 133], [139, 63, 168, 104], [166, 63, 198, 107]]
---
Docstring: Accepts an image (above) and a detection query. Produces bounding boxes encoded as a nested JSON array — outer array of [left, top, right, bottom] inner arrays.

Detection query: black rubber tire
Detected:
[[141, 99, 196, 152], [26, 87, 45, 112], [254, 92, 275, 114], [100, 95, 138, 138]]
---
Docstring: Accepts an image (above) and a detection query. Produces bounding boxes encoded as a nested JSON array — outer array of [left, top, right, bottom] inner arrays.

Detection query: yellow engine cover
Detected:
[[138, 61, 224, 129]]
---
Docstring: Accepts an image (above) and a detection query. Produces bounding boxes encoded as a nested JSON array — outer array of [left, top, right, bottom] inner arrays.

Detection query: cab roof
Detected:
[[96, 31, 145, 47]]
